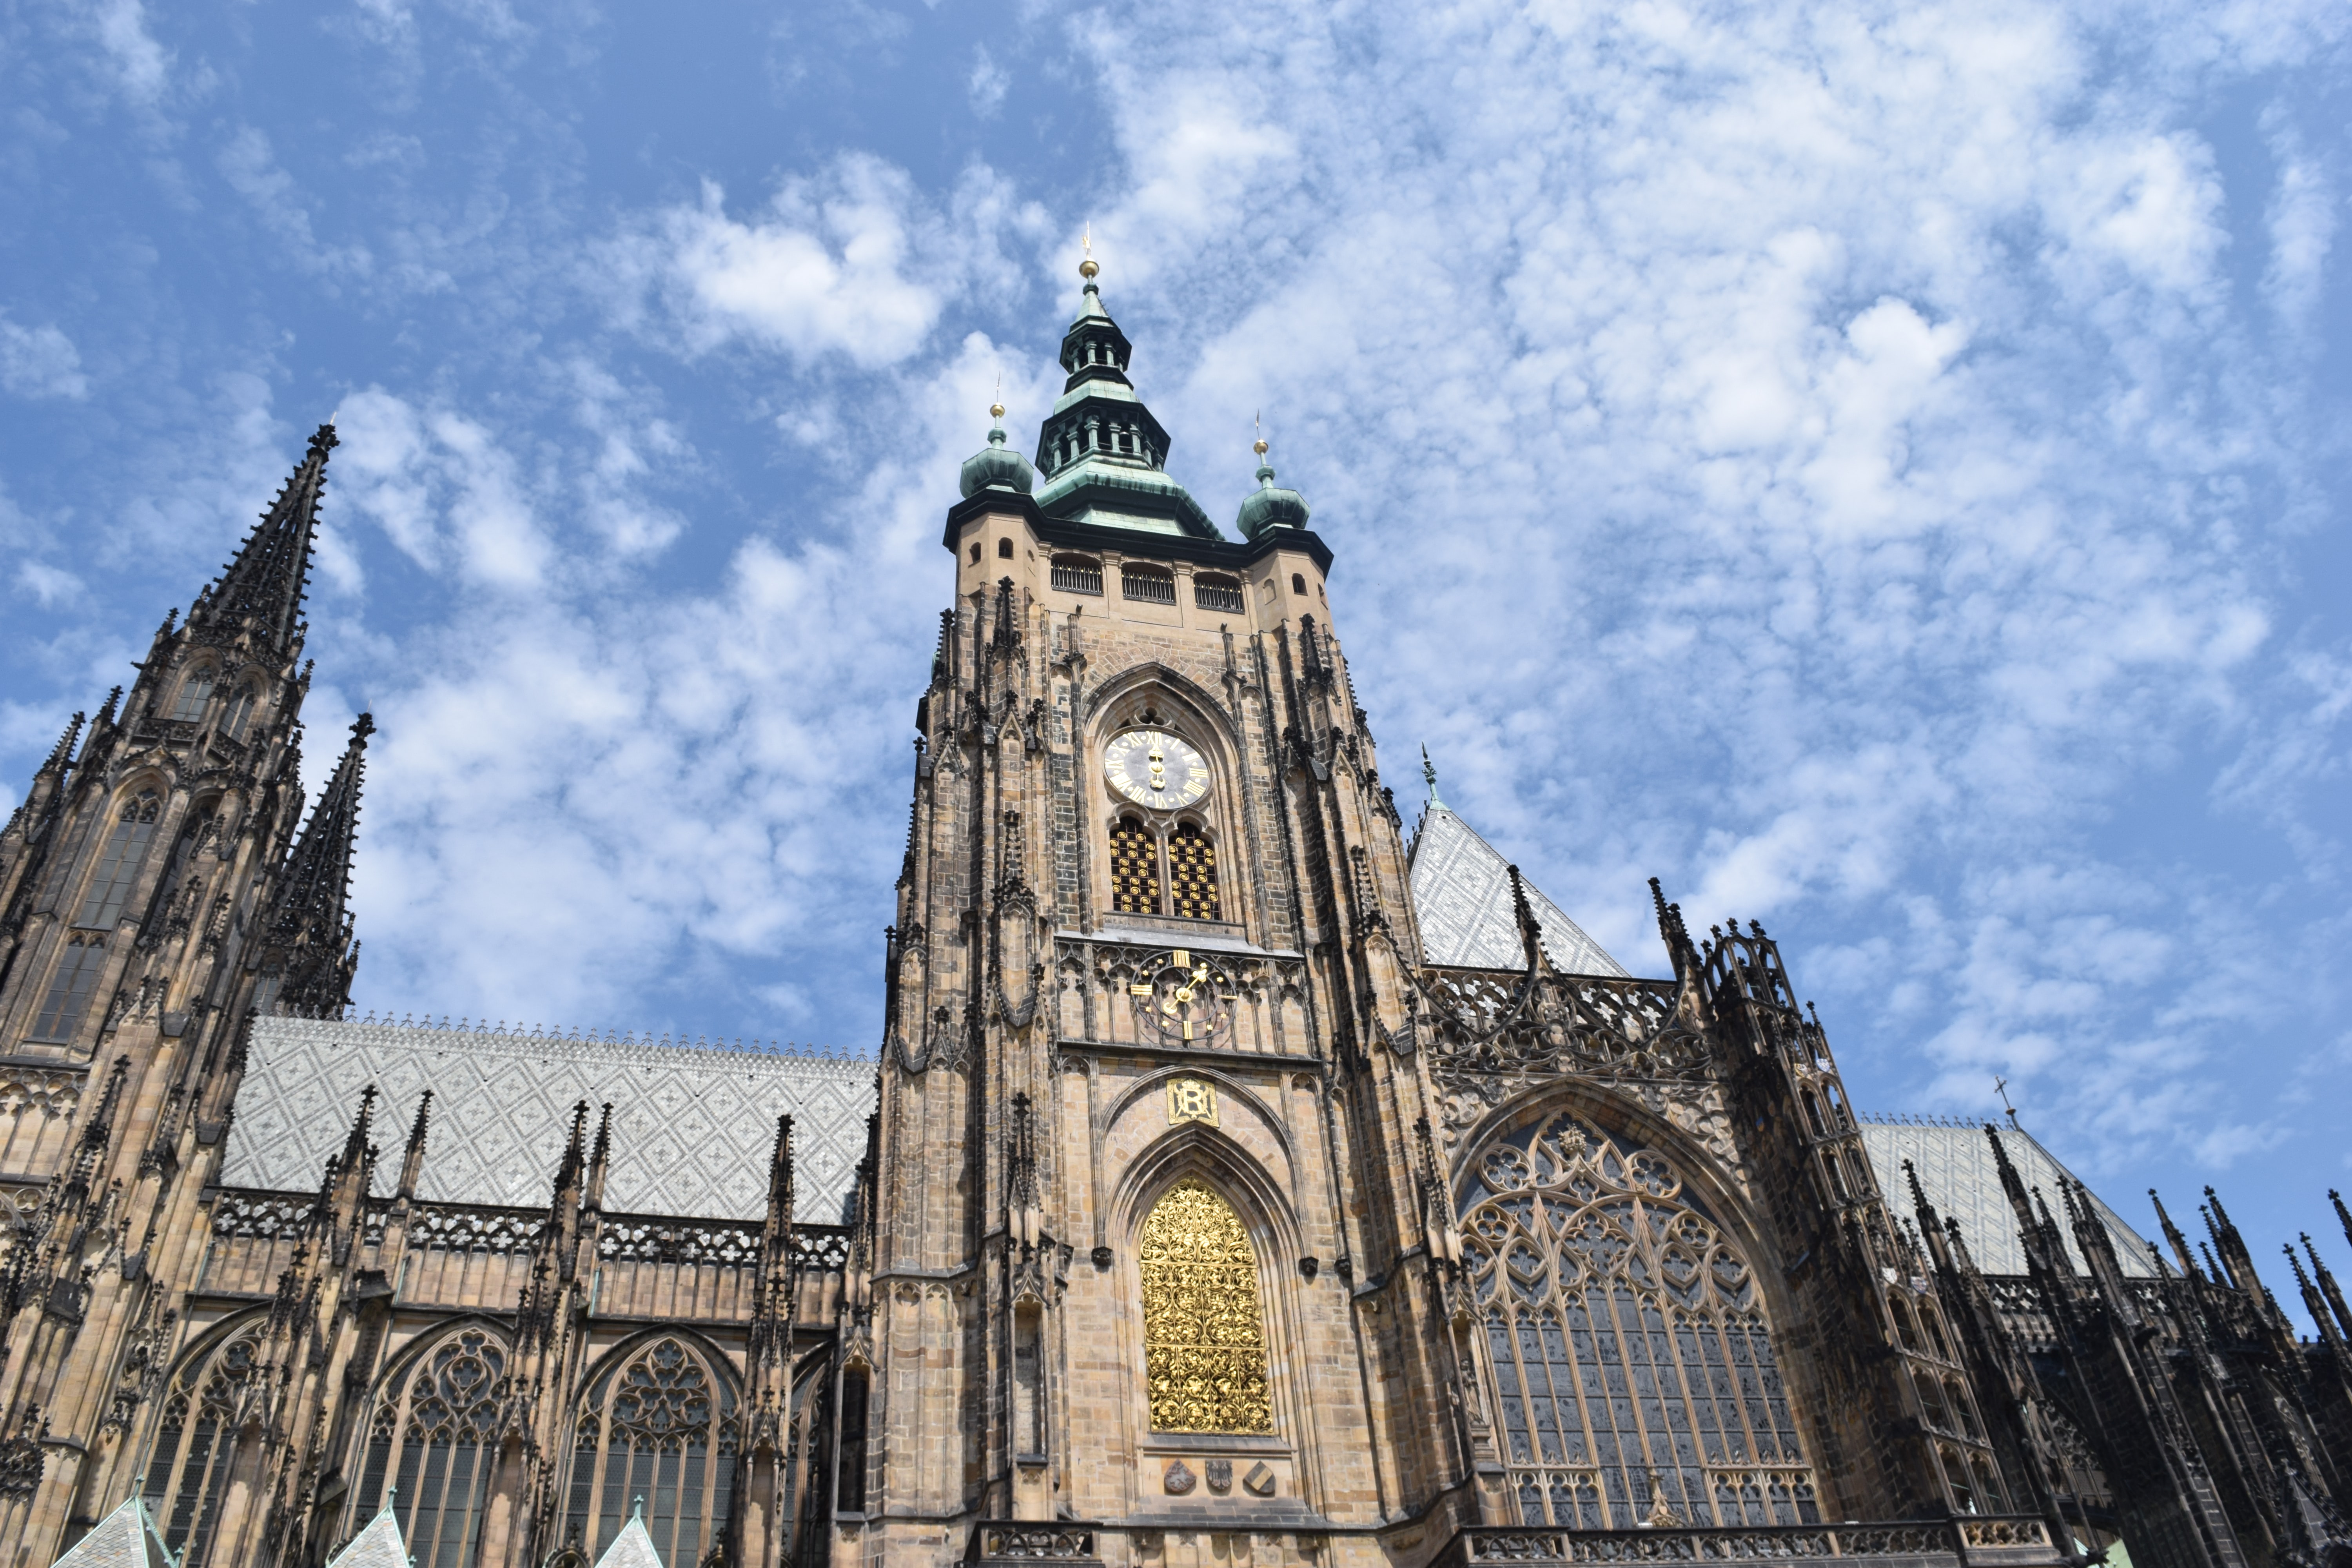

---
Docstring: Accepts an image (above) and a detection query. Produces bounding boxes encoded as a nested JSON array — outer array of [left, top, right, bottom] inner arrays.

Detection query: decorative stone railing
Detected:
[[1457, 1516, 2052, 1564]]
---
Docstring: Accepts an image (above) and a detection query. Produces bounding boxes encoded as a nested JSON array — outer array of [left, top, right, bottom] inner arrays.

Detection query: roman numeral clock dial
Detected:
[[1104, 729, 1208, 809]]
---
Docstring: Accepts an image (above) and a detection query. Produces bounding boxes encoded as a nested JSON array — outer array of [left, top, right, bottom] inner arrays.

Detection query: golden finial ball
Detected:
[[990, 402, 1006, 419], [1079, 256, 1100, 279], [1253, 438, 1269, 456]]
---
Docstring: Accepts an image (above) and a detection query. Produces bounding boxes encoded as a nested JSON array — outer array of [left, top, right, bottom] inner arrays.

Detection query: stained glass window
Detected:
[[1167, 822, 1220, 922], [1109, 816, 1160, 915], [1460, 1111, 1818, 1529], [347, 1327, 506, 1568], [1138, 1181, 1272, 1434], [30, 933, 107, 1042], [563, 1337, 738, 1568], [143, 1327, 262, 1566], [77, 790, 160, 929]]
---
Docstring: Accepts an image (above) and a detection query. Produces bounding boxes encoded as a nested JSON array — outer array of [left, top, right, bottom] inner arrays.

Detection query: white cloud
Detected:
[[218, 127, 372, 278], [15, 561, 85, 607], [970, 46, 1009, 118], [334, 389, 551, 589], [79, 0, 171, 104], [613, 165, 948, 368], [0, 319, 89, 400]]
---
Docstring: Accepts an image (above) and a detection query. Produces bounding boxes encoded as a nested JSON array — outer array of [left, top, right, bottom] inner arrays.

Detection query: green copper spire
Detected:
[[1031, 246, 1219, 538], [1234, 419, 1311, 539], [959, 390, 1034, 498]]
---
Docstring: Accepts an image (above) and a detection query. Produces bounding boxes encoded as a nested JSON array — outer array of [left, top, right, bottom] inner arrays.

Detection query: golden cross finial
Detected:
[[991, 371, 1004, 421], [1253, 410, 1268, 458], [1080, 223, 1098, 279]]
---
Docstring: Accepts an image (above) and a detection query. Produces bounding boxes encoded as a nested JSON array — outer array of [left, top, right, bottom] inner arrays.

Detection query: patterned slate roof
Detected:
[[49, 1497, 175, 1568], [1858, 1118, 2157, 1278], [592, 1516, 667, 1568], [325, 1506, 408, 1568], [1408, 804, 1628, 976], [225, 1017, 876, 1224]]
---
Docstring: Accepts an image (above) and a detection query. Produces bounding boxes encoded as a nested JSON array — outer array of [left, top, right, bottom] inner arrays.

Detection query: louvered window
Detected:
[[1193, 575, 1245, 613], [1051, 556, 1103, 595], [1121, 567, 1176, 605]]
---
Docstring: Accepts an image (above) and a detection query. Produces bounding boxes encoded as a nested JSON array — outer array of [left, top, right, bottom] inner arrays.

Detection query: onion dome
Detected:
[[1235, 436, 1310, 539], [959, 402, 1035, 498]]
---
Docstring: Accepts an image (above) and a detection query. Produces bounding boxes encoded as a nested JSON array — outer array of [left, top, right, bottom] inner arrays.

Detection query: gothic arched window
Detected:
[[31, 931, 108, 1042], [1138, 1180, 1272, 1434], [1109, 817, 1160, 916], [347, 1327, 507, 1568], [171, 668, 216, 721], [564, 1336, 739, 1568], [142, 1325, 263, 1566], [219, 683, 258, 739], [1459, 1111, 1818, 1530], [78, 790, 161, 929], [1167, 822, 1221, 922]]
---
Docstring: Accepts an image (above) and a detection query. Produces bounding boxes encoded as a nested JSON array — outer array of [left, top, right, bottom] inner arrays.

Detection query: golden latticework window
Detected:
[[1167, 822, 1220, 921], [1460, 1112, 1817, 1530], [562, 1337, 738, 1568], [349, 1327, 507, 1568], [1139, 1181, 1272, 1433], [1109, 816, 1160, 915]]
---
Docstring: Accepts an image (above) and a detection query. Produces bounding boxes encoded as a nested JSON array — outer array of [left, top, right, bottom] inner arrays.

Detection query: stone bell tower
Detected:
[[856, 251, 1482, 1568]]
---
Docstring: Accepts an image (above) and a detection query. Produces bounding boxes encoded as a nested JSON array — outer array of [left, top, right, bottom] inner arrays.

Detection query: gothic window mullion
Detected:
[[1459, 1112, 1818, 1533]]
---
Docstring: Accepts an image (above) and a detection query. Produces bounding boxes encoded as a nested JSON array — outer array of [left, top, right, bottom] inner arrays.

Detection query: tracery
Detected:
[[1138, 1180, 1272, 1434], [1459, 1110, 1818, 1529], [563, 1336, 739, 1568], [350, 1326, 507, 1568], [141, 1326, 262, 1566]]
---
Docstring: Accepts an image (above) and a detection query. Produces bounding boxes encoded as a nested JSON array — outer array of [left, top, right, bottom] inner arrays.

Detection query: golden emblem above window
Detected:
[[1105, 728, 1208, 809], [1167, 1077, 1218, 1125]]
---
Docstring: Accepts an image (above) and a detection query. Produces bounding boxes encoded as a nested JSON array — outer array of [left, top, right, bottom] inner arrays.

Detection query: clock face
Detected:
[[1105, 729, 1208, 809]]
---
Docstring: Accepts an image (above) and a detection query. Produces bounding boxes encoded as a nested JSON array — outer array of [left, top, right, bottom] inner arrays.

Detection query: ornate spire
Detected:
[[191, 423, 336, 652], [1030, 248, 1218, 536], [267, 713, 372, 1016], [1420, 745, 1444, 808]]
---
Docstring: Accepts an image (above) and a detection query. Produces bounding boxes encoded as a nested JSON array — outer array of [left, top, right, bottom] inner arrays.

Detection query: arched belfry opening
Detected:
[[1458, 1107, 1819, 1529], [1137, 1179, 1273, 1434]]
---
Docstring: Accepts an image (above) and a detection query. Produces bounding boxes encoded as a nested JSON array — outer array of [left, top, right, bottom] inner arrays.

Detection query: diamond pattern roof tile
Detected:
[[226, 1018, 875, 1223], [1858, 1118, 2156, 1279], [1407, 804, 1628, 976]]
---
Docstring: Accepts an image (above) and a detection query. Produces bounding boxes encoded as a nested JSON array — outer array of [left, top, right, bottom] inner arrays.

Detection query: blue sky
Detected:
[[3, 0, 2348, 1292]]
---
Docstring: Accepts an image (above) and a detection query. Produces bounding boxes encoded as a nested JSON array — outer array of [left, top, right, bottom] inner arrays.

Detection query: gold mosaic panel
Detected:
[[1109, 817, 1160, 915], [1139, 1180, 1272, 1433], [1167, 822, 1221, 921]]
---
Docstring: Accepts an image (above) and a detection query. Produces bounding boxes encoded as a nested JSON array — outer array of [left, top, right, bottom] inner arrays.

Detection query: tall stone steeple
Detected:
[[187, 422, 336, 652], [261, 712, 374, 1017], [0, 421, 359, 1559]]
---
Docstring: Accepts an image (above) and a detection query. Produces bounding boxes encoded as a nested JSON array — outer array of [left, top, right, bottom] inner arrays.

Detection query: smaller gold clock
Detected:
[[1126, 949, 1228, 1045], [1104, 729, 1209, 810]]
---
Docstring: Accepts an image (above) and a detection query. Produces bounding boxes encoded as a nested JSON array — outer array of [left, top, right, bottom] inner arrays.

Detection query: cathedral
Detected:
[[2, 254, 2350, 1568]]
